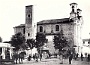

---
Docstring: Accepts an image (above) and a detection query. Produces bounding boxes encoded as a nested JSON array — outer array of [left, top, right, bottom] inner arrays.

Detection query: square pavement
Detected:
[[2, 58, 90, 65]]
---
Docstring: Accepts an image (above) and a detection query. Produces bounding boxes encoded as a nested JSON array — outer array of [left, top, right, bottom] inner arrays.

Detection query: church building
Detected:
[[13, 3, 83, 54], [37, 3, 83, 54]]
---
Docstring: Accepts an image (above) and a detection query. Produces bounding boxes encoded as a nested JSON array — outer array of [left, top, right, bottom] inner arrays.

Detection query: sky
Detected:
[[0, 0, 90, 41]]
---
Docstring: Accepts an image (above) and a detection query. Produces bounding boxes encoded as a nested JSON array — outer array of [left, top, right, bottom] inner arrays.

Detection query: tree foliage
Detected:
[[26, 39, 35, 49], [35, 32, 47, 48], [53, 30, 69, 51], [11, 32, 25, 51]]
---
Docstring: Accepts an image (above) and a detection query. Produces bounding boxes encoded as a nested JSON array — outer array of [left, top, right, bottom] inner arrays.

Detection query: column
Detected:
[[1, 47, 5, 59]]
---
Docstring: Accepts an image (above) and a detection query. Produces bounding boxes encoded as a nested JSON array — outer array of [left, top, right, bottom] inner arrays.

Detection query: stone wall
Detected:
[[37, 22, 75, 53], [25, 5, 33, 39], [14, 27, 25, 35]]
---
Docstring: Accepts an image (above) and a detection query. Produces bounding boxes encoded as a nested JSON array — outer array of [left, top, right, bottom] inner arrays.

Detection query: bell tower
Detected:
[[70, 3, 78, 20], [25, 5, 33, 40], [70, 3, 83, 54]]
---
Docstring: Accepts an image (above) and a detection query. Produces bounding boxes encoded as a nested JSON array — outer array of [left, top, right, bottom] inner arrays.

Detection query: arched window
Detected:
[[40, 26, 43, 32], [56, 25, 59, 31]]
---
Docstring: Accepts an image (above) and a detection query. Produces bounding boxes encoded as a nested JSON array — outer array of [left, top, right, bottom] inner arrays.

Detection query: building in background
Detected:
[[82, 39, 90, 57], [14, 5, 35, 40], [13, 24, 25, 36], [25, 5, 34, 39], [37, 3, 83, 54], [14, 3, 83, 54]]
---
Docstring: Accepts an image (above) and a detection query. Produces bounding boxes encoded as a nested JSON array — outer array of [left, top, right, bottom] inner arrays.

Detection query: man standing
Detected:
[[81, 53, 83, 61], [75, 53, 79, 60], [69, 52, 73, 64], [35, 53, 39, 62]]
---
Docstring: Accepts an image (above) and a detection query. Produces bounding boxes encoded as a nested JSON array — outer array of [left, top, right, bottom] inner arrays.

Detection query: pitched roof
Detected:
[[37, 18, 73, 25], [14, 24, 25, 28], [83, 39, 89, 41]]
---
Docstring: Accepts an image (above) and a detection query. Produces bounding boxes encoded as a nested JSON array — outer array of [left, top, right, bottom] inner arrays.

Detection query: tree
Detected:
[[26, 39, 35, 49], [11, 32, 25, 51], [53, 30, 69, 52], [35, 32, 47, 49], [0, 37, 2, 42]]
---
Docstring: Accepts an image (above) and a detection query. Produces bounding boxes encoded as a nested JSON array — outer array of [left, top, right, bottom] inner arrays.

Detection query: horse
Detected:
[[19, 52, 25, 64], [13, 52, 19, 64]]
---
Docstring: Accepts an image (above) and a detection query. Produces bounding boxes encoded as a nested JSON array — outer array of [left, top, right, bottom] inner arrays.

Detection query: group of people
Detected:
[[28, 52, 50, 62], [60, 51, 90, 65], [60, 51, 73, 64], [12, 52, 25, 64], [74, 53, 90, 62], [28, 51, 51, 62], [28, 53, 39, 62], [68, 52, 84, 64], [12, 50, 90, 64], [13, 50, 51, 64]]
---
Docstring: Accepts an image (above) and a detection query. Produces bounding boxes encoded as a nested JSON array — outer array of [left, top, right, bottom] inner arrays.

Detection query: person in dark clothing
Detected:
[[40, 53, 42, 61], [87, 54, 90, 62], [74, 53, 77, 60], [28, 54, 31, 61], [49, 53, 51, 59], [33, 54, 35, 60], [35, 53, 39, 62], [76, 53, 79, 58], [81, 53, 83, 61], [69, 52, 73, 64], [75, 53, 79, 60]]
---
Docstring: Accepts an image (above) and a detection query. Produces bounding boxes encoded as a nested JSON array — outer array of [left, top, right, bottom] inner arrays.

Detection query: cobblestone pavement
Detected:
[[2, 58, 90, 65]]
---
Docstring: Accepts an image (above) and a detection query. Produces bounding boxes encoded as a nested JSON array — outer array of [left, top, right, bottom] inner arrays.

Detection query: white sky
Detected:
[[0, 0, 90, 41]]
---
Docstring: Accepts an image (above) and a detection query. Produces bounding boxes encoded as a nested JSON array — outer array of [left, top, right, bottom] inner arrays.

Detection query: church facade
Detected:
[[37, 3, 83, 54], [14, 3, 83, 54], [37, 18, 75, 53]]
